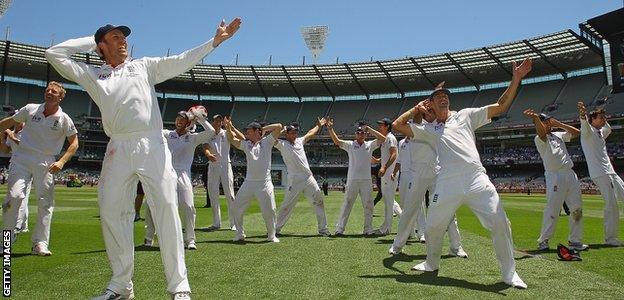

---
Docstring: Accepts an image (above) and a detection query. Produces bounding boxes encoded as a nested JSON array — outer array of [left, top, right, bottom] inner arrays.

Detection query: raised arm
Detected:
[[263, 123, 284, 140], [189, 107, 216, 144], [0, 117, 18, 134], [223, 116, 242, 149], [144, 18, 242, 84], [45, 37, 97, 90], [362, 125, 386, 144], [551, 118, 580, 140], [49, 134, 79, 174], [303, 117, 326, 144], [393, 100, 427, 137], [326, 119, 345, 147], [577, 101, 591, 137], [487, 58, 533, 119], [523, 109, 547, 142]]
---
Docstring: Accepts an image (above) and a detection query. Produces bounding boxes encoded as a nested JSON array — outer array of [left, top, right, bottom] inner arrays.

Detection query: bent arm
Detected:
[[45, 37, 97, 89]]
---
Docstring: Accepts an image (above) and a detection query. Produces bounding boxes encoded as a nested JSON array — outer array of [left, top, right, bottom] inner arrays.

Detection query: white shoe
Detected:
[[419, 236, 426, 243], [568, 242, 589, 251], [92, 289, 135, 300], [318, 229, 331, 237], [171, 291, 191, 300], [388, 246, 403, 255], [504, 272, 527, 289], [233, 233, 246, 242], [230, 225, 237, 231], [605, 239, 622, 247], [537, 240, 549, 251], [186, 240, 197, 250], [144, 238, 154, 247], [449, 246, 468, 258], [268, 236, 280, 243], [411, 261, 437, 272], [31, 242, 52, 256]]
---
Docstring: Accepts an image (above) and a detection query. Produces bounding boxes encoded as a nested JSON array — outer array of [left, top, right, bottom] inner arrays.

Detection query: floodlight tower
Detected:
[[301, 25, 329, 65], [0, 0, 12, 18]]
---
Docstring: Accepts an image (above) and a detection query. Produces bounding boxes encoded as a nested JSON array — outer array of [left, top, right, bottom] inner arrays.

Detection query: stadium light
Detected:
[[301, 25, 329, 65], [0, 0, 12, 18]]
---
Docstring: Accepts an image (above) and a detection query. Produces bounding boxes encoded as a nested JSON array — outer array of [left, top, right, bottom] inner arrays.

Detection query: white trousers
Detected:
[[539, 169, 583, 244], [336, 179, 374, 234], [3, 178, 31, 232], [424, 171, 517, 283], [379, 176, 402, 233], [207, 162, 235, 228], [145, 169, 197, 243], [233, 179, 277, 239], [592, 174, 624, 243], [98, 132, 189, 295], [2, 154, 54, 246], [393, 167, 462, 250], [276, 174, 328, 233]]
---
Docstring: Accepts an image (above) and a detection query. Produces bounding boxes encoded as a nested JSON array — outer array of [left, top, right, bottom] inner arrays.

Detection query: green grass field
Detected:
[[3, 186, 624, 299]]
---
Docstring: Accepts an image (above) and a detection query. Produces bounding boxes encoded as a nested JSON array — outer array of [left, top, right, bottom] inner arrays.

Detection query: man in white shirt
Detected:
[[524, 110, 587, 252], [328, 121, 386, 236], [391, 136, 425, 241], [274, 119, 329, 236], [46, 20, 241, 299], [203, 114, 239, 231], [391, 103, 466, 258], [578, 102, 623, 246], [225, 118, 283, 243], [144, 107, 215, 250], [408, 58, 532, 289], [0, 81, 79, 256], [375, 118, 402, 235]]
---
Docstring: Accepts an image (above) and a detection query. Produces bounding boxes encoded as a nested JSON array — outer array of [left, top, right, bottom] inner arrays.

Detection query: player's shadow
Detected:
[[277, 233, 326, 238], [199, 236, 277, 245], [10, 252, 35, 258], [375, 239, 423, 245], [587, 243, 621, 250], [330, 234, 383, 239], [360, 255, 509, 295]]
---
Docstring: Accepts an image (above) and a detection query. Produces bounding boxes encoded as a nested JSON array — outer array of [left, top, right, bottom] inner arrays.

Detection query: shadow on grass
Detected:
[[587, 243, 622, 250], [199, 237, 276, 245], [11, 252, 34, 258], [195, 227, 233, 233], [277, 233, 324, 238]]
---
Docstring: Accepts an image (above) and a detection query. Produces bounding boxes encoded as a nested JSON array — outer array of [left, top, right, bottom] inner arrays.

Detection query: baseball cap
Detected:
[[212, 114, 223, 120], [538, 113, 552, 122], [429, 88, 451, 99], [95, 24, 131, 44], [244, 122, 262, 130], [376, 117, 392, 126], [285, 123, 299, 132], [355, 125, 366, 133]]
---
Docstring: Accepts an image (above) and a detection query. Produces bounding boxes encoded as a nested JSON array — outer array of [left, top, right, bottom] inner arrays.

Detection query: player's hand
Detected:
[[512, 57, 533, 80], [378, 166, 386, 177], [390, 173, 397, 181], [317, 117, 327, 127], [523, 108, 537, 119], [326, 118, 334, 128], [223, 116, 232, 127], [415, 100, 428, 114], [206, 154, 217, 162], [48, 161, 65, 174], [577, 101, 587, 119], [361, 125, 369, 132], [213, 18, 242, 47], [4, 130, 20, 144]]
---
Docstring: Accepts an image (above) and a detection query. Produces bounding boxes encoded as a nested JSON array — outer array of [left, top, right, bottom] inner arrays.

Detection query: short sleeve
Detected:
[[263, 134, 276, 146], [465, 106, 491, 130], [63, 116, 78, 137], [389, 135, 398, 149], [553, 131, 571, 143], [12, 105, 33, 123], [339, 140, 351, 151], [369, 140, 380, 151], [274, 139, 285, 150]]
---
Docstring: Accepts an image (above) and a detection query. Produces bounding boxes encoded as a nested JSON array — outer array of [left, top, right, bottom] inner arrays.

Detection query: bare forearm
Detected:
[[385, 151, 397, 169], [59, 139, 79, 164]]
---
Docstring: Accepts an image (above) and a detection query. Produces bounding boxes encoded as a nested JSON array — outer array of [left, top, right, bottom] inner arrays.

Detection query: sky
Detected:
[[0, 1, 621, 66]]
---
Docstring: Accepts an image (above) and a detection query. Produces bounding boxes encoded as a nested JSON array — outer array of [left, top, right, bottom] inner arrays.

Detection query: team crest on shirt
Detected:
[[51, 120, 60, 130], [31, 115, 42, 122], [126, 65, 139, 77], [553, 185, 558, 192], [432, 194, 438, 203], [98, 72, 112, 80]]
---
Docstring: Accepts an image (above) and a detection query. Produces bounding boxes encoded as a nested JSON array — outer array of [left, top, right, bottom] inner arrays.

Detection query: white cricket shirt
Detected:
[[274, 137, 313, 178], [339, 139, 379, 181], [12, 103, 77, 158], [534, 131, 574, 172], [580, 119, 615, 178]]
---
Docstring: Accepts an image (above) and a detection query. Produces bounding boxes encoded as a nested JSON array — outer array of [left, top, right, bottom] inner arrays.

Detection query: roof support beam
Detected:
[[343, 63, 369, 100], [375, 61, 404, 98], [408, 57, 436, 88], [312, 65, 335, 101], [1, 41, 10, 82], [445, 53, 480, 91], [482, 47, 513, 77], [523, 39, 567, 79], [218, 65, 235, 102], [250, 66, 268, 101], [281, 66, 302, 102], [188, 69, 201, 102]]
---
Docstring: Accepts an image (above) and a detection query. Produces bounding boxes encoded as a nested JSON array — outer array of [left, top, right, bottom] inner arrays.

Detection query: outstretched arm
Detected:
[[263, 123, 284, 140], [362, 125, 386, 144], [45, 37, 98, 90], [487, 58, 532, 119], [303, 117, 326, 144], [224, 116, 242, 149], [523, 109, 547, 142], [327, 119, 345, 147]]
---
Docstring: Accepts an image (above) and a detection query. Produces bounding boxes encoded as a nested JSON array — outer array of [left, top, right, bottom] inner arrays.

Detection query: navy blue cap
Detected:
[[430, 88, 451, 99], [95, 24, 131, 44], [539, 113, 552, 122], [245, 122, 262, 130], [376, 117, 392, 126]]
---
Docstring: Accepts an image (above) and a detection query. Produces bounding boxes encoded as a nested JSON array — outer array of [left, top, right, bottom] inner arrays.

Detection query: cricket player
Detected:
[[46, 19, 241, 299], [390, 102, 466, 258], [224, 117, 283, 243], [391, 136, 425, 241], [274, 119, 330, 236], [0, 81, 79, 256], [328, 120, 386, 236], [524, 110, 588, 252], [578, 102, 623, 246], [203, 114, 240, 231], [408, 58, 533, 289], [375, 118, 402, 235], [1, 123, 32, 234]]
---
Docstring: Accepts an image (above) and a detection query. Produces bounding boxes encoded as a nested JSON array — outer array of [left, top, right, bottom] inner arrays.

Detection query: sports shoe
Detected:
[[419, 235, 426, 243], [318, 229, 331, 237], [449, 246, 468, 258], [568, 242, 589, 251], [144, 238, 154, 247], [205, 225, 220, 231], [233, 233, 246, 242], [373, 229, 390, 236], [186, 240, 197, 250], [537, 240, 549, 251], [411, 261, 437, 272], [334, 231, 344, 237], [230, 225, 237, 231], [268, 236, 280, 243], [504, 272, 527, 289], [133, 214, 141, 222], [605, 239, 622, 247], [388, 246, 403, 255], [171, 291, 191, 300], [31, 242, 52, 256], [92, 289, 135, 300]]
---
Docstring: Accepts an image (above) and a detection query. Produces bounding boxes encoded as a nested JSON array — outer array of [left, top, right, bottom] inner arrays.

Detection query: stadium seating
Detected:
[[265, 102, 300, 125], [297, 101, 330, 129], [362, 98, 403, 125], [327, 100, 368, 134], [231, 101, 267, 128], [505, 80, 565, 125], [551, 73, 605, 120]]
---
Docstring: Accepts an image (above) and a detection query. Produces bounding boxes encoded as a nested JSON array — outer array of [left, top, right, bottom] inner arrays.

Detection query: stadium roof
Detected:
[[0, 29, 602, 99]]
